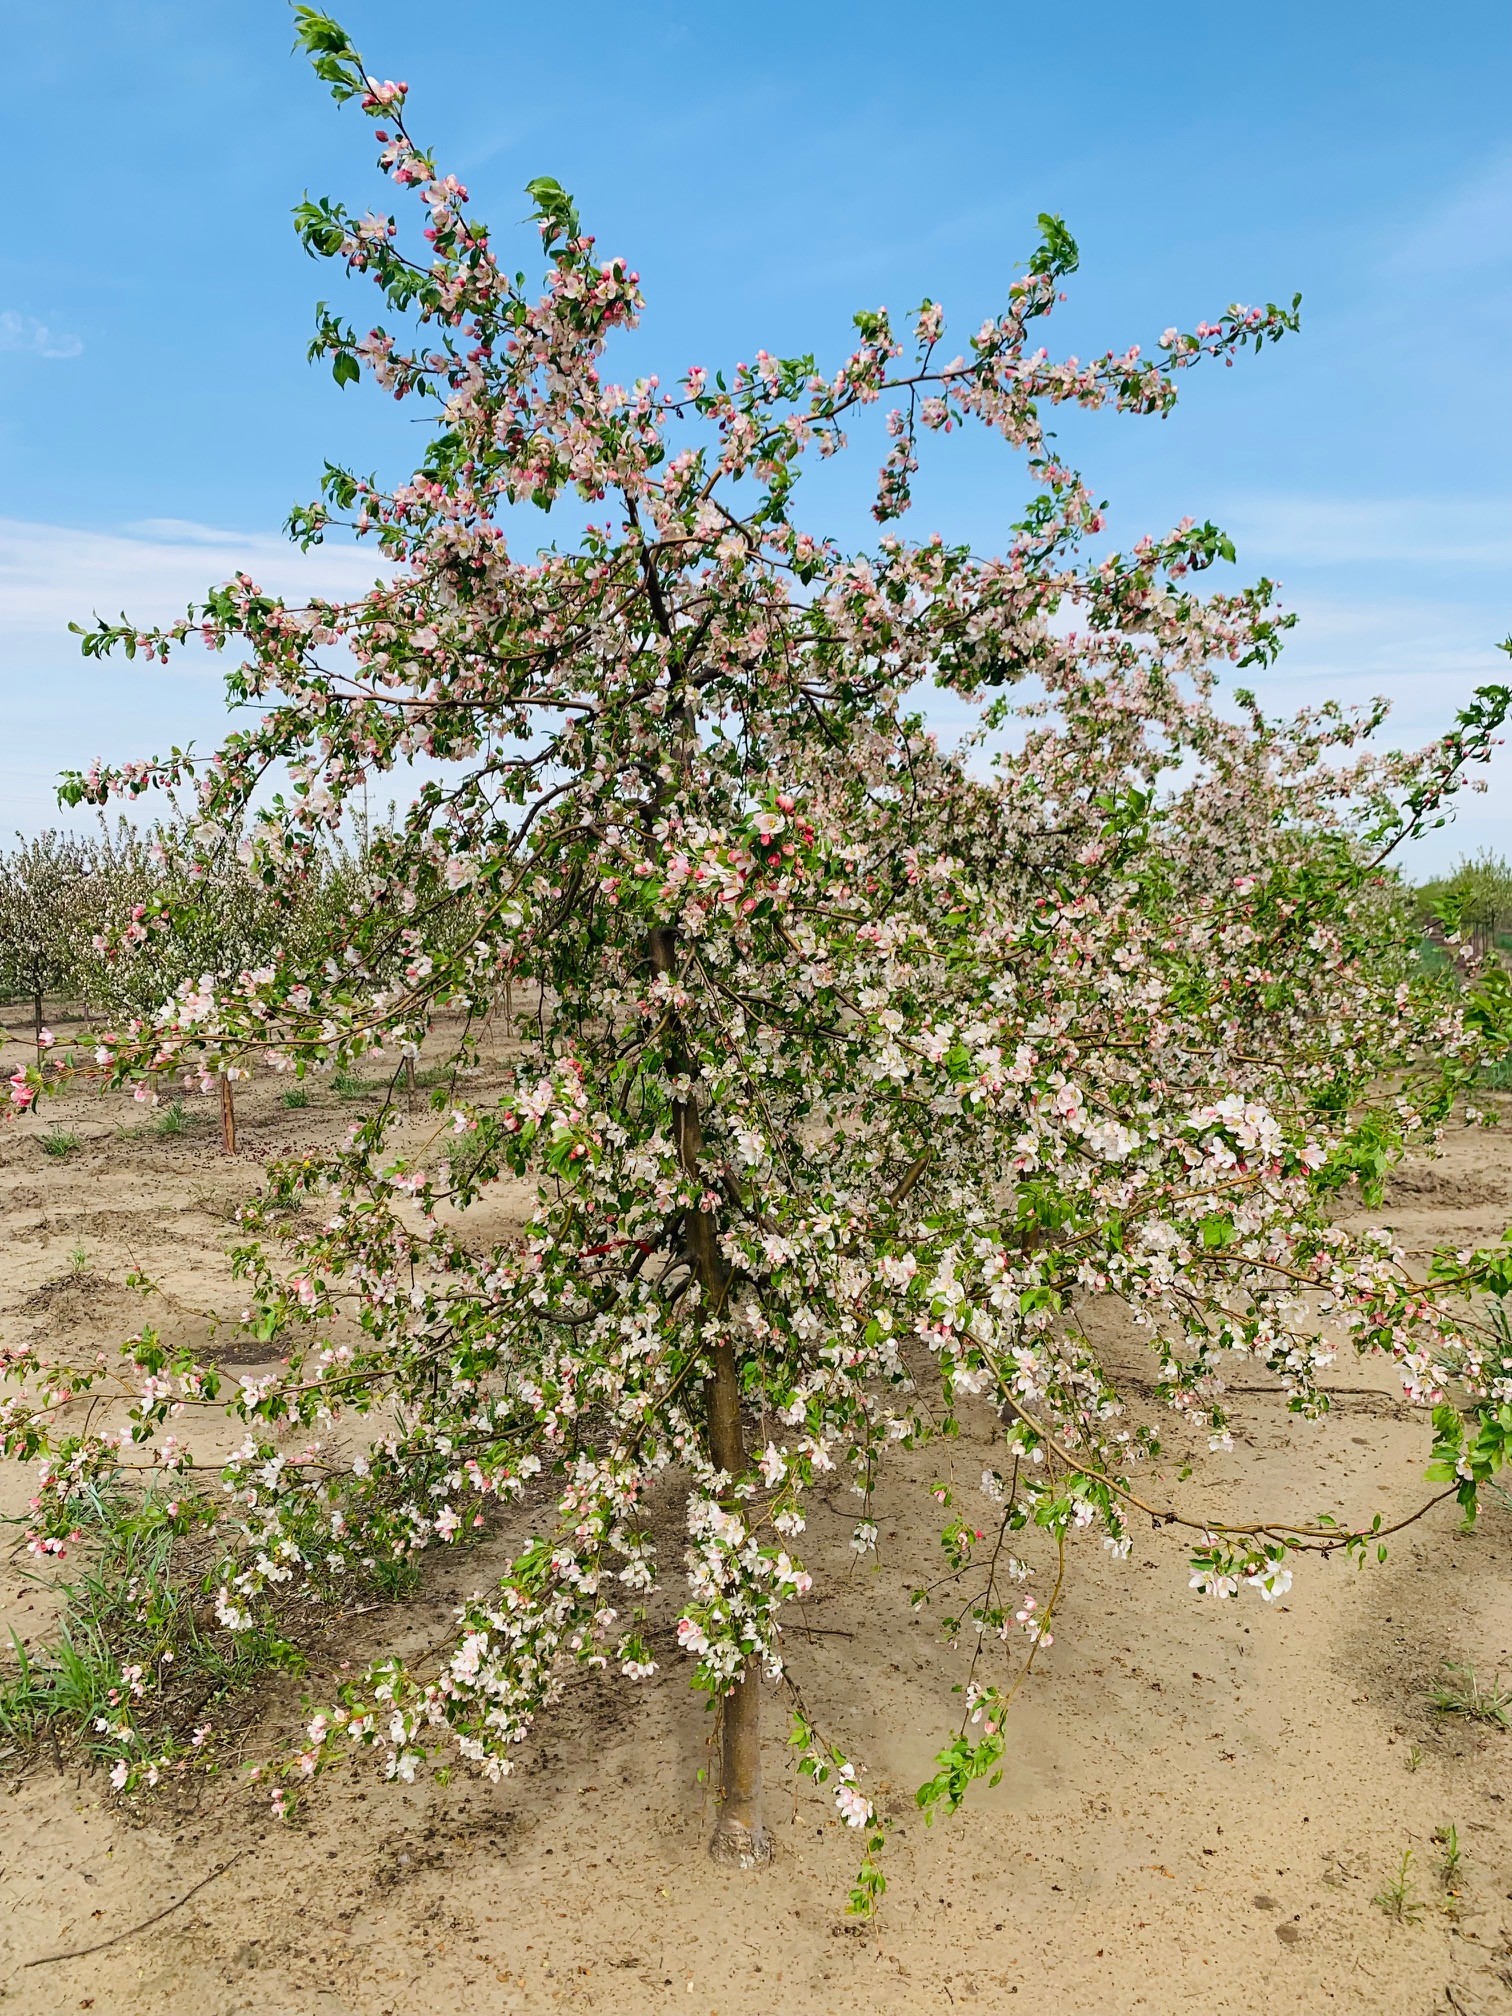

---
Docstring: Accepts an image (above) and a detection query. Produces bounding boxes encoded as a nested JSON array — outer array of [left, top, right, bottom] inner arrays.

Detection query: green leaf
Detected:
[[524, 176, 580, 255], [292, 8, 353, 58], [1028, 212, 1080, 281]]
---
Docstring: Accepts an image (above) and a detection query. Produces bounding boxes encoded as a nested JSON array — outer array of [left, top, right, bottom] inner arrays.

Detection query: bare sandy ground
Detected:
[[1, 1013, 1509, 2015]]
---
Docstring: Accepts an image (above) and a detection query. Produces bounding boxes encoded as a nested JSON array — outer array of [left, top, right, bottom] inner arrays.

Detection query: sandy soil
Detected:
[[1, 1011, 1510, 2016]]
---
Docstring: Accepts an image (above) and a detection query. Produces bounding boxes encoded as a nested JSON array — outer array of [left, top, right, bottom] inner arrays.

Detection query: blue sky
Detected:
[[2, 0, 1509, 869]]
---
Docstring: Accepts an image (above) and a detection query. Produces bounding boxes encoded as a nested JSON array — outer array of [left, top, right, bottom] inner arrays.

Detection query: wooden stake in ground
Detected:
[[219, 1073, 237, 1156]]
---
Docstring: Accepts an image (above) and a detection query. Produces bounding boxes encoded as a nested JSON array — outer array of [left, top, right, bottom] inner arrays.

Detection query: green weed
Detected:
[[39, 1127, 81, 1157], [155, 1100, 190, 1137], [1372, 1848, 1425, 1924], [281, 1086, 311, 1109], [371, 1555, 424, 1601]]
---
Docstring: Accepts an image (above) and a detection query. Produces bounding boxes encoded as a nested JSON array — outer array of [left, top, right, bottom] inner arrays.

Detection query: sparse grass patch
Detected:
[[331, 1068, 371, 1097], [1429, 1663, 1512, 1730], [281, 1086, 311, 1109], [0, 1478, 475, 1796], [1416, 938, 1455, 977], [39, 1126, 81, 1157], [155, 1099, 190, 1137], [0, 1489, 304, 1782]]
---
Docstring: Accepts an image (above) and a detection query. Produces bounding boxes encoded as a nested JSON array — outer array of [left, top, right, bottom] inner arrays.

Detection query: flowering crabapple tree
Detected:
[[8, 10, 1512, 1901]]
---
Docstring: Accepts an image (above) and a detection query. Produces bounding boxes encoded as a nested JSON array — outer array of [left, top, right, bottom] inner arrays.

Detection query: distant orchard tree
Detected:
[[0, 829, 92, 1058], [1419, 850, 1512, 964]]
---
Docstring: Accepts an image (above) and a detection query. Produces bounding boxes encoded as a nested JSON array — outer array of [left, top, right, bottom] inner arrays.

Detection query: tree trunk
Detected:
[[648, 926, 772, 1868], [219, 1073, 237, 1156], [705, 1337, 771, 1867]]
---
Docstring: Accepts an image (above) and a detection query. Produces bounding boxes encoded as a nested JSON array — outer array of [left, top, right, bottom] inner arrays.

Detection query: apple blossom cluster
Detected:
[[7, 7, 1512, 1904]]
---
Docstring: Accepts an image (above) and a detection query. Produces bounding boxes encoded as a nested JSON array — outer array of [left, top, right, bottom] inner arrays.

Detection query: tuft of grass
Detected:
[[39, 1126, 81, 1157], [1404, 1742, 1423, 1772], [0, 1489, 303, 1783], [68, 1242, 91, 1278], [281, 1086, 311, 1109], [331, 1068, 370, 1097], [1372, 1848, 1425, 1924], [1429, 1663, 1512, 1730], [371, 1555, 424, 1601], [155, 1099, 190, 1137]]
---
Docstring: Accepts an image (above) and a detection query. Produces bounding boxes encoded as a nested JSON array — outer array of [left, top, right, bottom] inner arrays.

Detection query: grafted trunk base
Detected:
[[708, 1657, 769, 1868], [708, 1816, 773, 1868]]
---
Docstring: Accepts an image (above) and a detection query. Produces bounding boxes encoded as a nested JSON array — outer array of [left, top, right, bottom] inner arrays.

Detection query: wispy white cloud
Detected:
[[1383, 150, 1512, 280], [1239, 585, 1512, 871], [1221, 493, 1512, 570], [0, 517, 1505, 871], [0, 516, 389, 666], [0, 309, 83, 359], [123, 517, 269, 545], [1259, 589, 1507, 697], [1211, 499, 1512, 855], [0, 517, 397, 835]]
